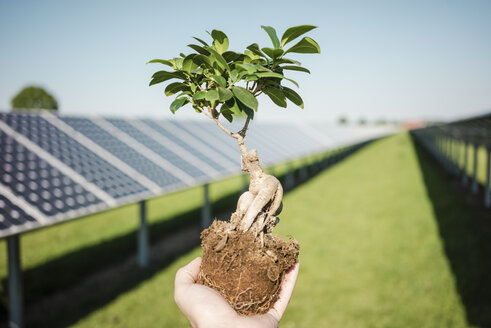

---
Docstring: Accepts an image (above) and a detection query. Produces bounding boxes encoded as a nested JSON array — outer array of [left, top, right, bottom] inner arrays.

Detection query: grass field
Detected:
[[2, 133, 490, 327], [63, 133, 491, 327]]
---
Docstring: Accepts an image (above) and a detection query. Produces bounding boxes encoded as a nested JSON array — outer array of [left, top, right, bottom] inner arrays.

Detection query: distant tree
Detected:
[[338, 116, 348, 125], [375, 118, 387, 125], [11, 86, 58, 111], [358, 118, 367, 125]]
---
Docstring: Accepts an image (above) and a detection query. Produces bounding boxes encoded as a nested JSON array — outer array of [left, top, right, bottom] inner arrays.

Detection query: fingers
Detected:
[[175, 257, 202, 288], [268, 262, 300, 322]]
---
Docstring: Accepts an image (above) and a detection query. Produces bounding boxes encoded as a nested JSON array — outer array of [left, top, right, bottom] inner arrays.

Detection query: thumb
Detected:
[[175, 257, 202, 288]]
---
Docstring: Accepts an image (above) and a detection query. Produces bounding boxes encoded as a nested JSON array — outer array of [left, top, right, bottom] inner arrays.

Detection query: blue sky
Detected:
[[1, 0, 490, 123]]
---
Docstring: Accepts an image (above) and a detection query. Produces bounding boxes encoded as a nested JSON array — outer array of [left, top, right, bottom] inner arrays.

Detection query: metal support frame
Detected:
[[201, 183, 211, 229], [138, 200, 149, 268], [284, 163, 295, 191], [299, 160, 309, 182], [485, 147, 491, 208], [462, 141, 469, 187], [471, 143, 479, 194], [7, 235, 23, 328]]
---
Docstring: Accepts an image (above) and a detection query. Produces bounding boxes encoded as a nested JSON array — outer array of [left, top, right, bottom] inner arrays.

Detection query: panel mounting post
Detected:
[[7, 235, 23, 328], [138, 200, 149, 268], [462, 141, 469, 187], [201, 183, 211, 229], [471, 143, 479, 195], [485, 147, 491, 208]]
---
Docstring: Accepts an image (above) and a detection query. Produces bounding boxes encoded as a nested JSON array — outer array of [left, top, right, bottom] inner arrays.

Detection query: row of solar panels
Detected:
[[0, 111, 397, 238]]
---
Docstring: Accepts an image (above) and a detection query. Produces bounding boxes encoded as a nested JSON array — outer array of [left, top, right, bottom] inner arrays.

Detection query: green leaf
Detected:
[[182, 55, 198, 73], [165, 82, 188, 96], [205, 89, 219, 101], [170, 97, 188, 113], [280, 65, 310, 73], [263, 88, 287, 108], [281, 25, 317, 47], [236, 98, 254, 119], [222, 51, 241, 62], [205, 46, 230, 73], [261, 47, 284, 59], [149, 71, 186, 86], [147, 59, 173, 67], [284, 37, 321, 54], [230, 70, 239, 83], [193, 91, 206, 100], [211, 29, 229, 54], [285, 77, 299, 88], [231, 86, 258, 111], [211, 75, 227, 88], [276, 58, 302, 65], [220, 106, 234, 122], [255, 71, 284, 79], [283, 86, 304, 108], [193, 54, 213, 68], [261, 25, 280, 49], [218, 86, 233, 102], [188, 44, 210, 55], [246, 43, 265, 57], [236, 63, 260, 74], [193, 37, 209, 46]]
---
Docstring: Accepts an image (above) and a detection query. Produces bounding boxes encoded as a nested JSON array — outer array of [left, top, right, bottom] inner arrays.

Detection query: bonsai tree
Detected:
[[11, 86, 58, 111], [149, 25, 319, 315]]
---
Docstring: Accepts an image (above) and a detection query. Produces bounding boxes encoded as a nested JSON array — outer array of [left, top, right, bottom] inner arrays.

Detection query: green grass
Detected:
[[67, 133, 487, 328]]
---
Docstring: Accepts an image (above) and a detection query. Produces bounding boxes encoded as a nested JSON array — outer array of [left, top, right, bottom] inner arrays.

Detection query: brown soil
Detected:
[[198, 219, 299, 315]]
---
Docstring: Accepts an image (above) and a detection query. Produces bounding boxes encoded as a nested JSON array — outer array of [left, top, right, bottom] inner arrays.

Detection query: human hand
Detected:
[[174, 257, 299, 328]]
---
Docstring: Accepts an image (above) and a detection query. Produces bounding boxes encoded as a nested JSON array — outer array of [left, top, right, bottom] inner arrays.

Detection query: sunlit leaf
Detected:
[[211, 75, 227, 88], [165, 82, 189, 96], [261, 47, 284, 59], [187, 44, 210, 55], [218, 86, 233, 102], [283, 86, 304, 108], [232, 86, 258, 111], [147, 59, 173, 67], [284, 37, 321, 54], [193, 91, 207, 100], [281, 25, 317, 47], [205, 89, 219, 101], [211, 29, 229, 54], [170, 97, 188, 113], [264, 88, 287, 108], [280, 65, 310, 73], [261, 25, 280, 48]]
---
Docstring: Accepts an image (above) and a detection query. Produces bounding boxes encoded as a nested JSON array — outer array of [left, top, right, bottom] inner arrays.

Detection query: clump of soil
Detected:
[[198, 219, 299, 315]]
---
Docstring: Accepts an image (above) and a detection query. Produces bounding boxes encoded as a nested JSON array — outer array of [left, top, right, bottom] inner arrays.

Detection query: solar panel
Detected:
[[170, 120, 241, 167], [0, 129, 103, 220], [0, 113, 149, 200], [142, 119, 237, 174], [60, 116, 186, 190], [107, 118, 212, 180], [0, 194, 38, 234]]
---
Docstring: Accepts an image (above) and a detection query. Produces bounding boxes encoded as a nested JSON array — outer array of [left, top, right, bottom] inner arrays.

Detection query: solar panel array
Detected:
[[0, 111, 397, 238]]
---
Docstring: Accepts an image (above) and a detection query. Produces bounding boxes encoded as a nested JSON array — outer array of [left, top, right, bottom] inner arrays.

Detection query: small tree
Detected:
[[11, 86, 58, 111], [149, 25, 319, 315], [338, 116, 348, 125], [358, 117, 367, 125]]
